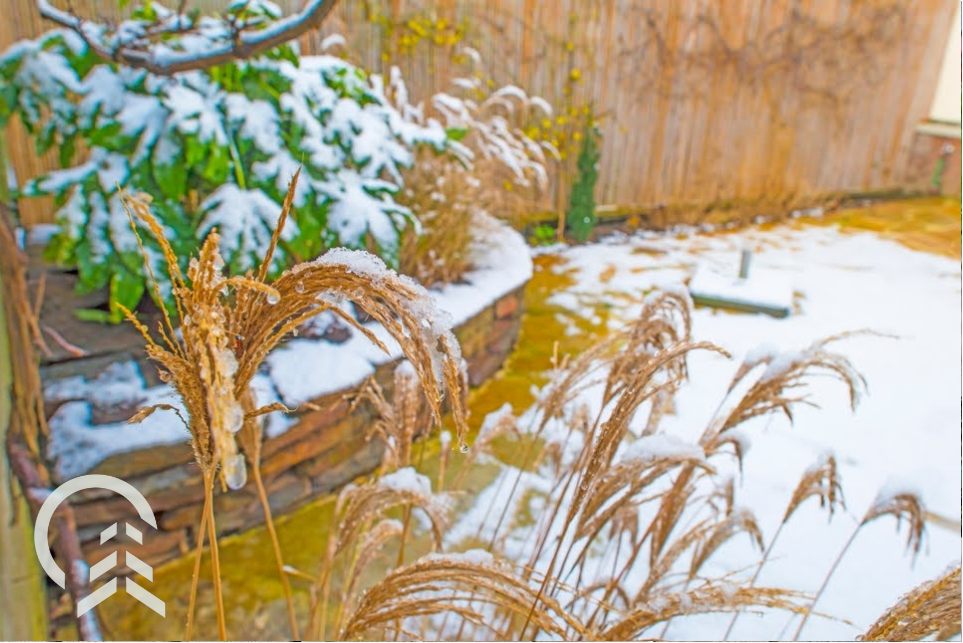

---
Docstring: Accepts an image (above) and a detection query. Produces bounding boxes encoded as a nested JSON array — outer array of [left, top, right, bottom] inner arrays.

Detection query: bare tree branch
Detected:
[[36, 0, 341, 75]]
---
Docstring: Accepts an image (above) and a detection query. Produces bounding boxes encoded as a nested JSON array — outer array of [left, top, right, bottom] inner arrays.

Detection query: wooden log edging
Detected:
[[1, 202, 99, 640]]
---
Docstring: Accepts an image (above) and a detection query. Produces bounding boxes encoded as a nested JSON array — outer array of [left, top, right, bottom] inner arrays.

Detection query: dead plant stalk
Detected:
[[120, 170, 468, 641]]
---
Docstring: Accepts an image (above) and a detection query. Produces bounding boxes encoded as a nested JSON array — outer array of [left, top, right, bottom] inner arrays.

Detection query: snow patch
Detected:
[[688, 268, 794, 313], [380, 466, 433, 496]]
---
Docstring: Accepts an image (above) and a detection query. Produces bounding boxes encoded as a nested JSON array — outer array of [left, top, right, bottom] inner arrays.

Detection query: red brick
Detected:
[[467, 350, 506, 386], [495, 293, 520, 319], [260, 413, 365, 477], [159, 472, 310, 534], [489, 318, 522, 355], [86, 441, 195, 484], [259, 396, 349, 460]]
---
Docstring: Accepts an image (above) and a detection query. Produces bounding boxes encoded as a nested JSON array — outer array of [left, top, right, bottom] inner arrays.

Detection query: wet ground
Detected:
[[96, 197, 960, 641]]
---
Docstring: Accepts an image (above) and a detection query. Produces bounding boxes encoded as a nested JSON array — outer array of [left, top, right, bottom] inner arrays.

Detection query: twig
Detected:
[[205, 477, 228, 641], [792, 525, 860, 641], [42, 324, 88, 357], [31, 272, 53, 357], [252, 464, 301, 640], [185, 485, 211, 641], [36, 0, 341, 75]]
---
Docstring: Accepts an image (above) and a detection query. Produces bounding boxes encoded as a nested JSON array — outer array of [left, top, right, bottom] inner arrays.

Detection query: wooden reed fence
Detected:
[[1, 0, 956, 226]]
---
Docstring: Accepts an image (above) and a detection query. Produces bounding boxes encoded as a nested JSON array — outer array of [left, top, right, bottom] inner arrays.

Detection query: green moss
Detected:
[[777, 197, 961, 260]]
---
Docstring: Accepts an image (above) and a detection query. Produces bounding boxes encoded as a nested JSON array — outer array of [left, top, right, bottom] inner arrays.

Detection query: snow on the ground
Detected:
[[688, 267, 794, 314], [41, 213, 960, 639], [44, 215, 532, 479], [451, 223, 962, 640]]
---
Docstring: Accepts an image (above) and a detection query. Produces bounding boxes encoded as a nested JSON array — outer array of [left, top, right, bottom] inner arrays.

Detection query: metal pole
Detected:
[[738, 248, 752, 279]]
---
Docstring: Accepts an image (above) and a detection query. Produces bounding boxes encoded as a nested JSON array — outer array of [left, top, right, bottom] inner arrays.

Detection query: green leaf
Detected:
[[43, 231, 77, 265], [0, 54, 22, 80], [70, 47, 99, 78], [88, 121, 124, 149], [59, 137, 76, 168], [74, 241, 110, 294], [445, 127, 469, 142], [185, 135, 206, 167], [0, 85, 17, 125], [285, 197, 326, 261], [153, 157, 188, 201], [74, 308, 115, 323], [276, 44, 300, 67], [200, 144, 230, 184], [109, 268, 146, 322], [35, 122, 57, 155], [133, 0, 156, 21]]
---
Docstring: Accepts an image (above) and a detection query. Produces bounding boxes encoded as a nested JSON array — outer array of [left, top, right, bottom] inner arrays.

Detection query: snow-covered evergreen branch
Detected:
[[36, 0, 339, 75]]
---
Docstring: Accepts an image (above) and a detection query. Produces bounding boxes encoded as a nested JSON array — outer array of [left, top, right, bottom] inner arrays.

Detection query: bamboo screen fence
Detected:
[[1, 0, 956, 226]]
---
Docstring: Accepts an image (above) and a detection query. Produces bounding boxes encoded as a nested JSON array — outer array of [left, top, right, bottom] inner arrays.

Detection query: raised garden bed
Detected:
[[29, 216, 532, 576]]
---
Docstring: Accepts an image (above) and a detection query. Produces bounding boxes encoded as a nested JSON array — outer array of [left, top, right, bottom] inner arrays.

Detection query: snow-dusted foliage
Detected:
[[0, 1, 449, 321]]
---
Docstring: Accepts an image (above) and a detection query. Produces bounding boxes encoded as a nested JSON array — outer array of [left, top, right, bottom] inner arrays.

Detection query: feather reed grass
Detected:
[[792, 486, 928, 641], [113, 175, 955, 641], [324, 289, 953, 642], [724, 453, 846, 639], [118, 171, 468, 640], [340, 551, 584, 641], [397, 152, 478, 288], [353, 362, 434, 472], [859, 564, 961, 641], [391, 60, 554, 286]]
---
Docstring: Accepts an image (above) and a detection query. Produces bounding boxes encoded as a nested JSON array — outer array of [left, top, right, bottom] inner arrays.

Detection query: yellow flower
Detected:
[[573, 131, 582, 141], [570, 68, 581, 81]]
